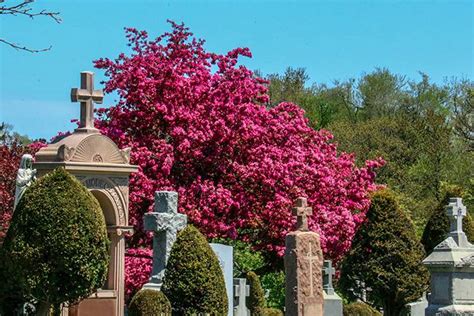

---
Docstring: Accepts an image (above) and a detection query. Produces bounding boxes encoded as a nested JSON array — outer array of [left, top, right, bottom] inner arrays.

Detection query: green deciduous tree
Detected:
[[339, 190, 429, 316]]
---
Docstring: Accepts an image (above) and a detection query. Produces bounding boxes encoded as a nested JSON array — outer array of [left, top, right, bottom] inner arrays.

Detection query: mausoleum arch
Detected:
[[90, 189, 117, 227]]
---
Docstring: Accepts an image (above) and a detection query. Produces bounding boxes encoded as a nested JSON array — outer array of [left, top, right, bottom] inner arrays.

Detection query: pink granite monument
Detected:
[[285, 197, 324, 316], [34, 71, 137, 316]]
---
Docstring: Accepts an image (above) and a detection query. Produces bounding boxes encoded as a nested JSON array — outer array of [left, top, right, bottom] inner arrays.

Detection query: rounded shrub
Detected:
[[343, 302, 381, 316], [421, 186, 474, 254], [0, 168, 109, 313], [339, 189, 429, 316], [246, 271, 266, 312], [128, 289, 171, 316], [161, 225, 227, 315]]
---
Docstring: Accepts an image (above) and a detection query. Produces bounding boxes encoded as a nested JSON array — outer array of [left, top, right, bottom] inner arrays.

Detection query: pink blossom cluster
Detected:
[[124, 248, 152, 301], [94, 21, 382, 279]]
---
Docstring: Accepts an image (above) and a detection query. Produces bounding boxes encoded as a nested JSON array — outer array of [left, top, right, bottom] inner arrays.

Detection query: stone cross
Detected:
[[71, 71, 104, 131], [446, 197, 467, 233], [304, 242, 320, 297], [292, 197, 313, 231], [446, 197, 469, 247], [143, 191, 187, 290], [233, 278, 250, 316], [323, 260, 336, 295]]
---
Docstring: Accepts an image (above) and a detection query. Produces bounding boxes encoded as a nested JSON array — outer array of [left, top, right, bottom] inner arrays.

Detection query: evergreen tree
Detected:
[[339, 190, 429, 316]]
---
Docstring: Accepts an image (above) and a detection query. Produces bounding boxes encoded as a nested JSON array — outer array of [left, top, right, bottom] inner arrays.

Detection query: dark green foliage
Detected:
[[246, 271, 265, 312], [343, 302, 381, 316], [261, 271, 285, 310], [0, 168, 109, 311], [162, 225, 228, 315], [254, 307, 284, 316], [339, 190, 429, 316], [128, 289, 171, 316], [421, 186, 474, 254]]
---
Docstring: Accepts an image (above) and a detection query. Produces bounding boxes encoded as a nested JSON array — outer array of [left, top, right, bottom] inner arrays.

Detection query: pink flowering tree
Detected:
[[94, 21, 383, 295]]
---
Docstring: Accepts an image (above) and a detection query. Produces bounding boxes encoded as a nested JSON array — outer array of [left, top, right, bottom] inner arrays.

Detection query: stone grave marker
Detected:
[[143, 191, 187, 291], [423, 197, 474, 315], [210, 243, 234, 316], [323, 260, 343, 316], [233, 278, 250, 316], [285, 197, 324, 316]]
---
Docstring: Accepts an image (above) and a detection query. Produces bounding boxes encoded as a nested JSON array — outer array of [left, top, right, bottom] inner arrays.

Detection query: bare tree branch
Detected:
[[0, 0, 61, 52]]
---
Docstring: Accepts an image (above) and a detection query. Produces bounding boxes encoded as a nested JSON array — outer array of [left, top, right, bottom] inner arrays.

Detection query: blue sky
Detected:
[[0, 0, 472, 139]]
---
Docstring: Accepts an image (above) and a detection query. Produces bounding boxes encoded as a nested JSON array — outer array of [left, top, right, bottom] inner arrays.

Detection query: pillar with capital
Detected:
[[285, 197, 324, 316]]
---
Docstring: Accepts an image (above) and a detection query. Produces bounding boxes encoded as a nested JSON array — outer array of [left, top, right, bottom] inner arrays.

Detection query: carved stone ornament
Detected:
[[434, 237, 458, 250], [57, 144, 75, 161], [456, 254, 474, 267], [120, 148, 131, 164]]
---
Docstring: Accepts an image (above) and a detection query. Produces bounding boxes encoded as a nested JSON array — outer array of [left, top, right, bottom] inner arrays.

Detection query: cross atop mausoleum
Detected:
[[292, 197, 313, 231], [71, 71, 104, 131], [446, 197, 467, 234]]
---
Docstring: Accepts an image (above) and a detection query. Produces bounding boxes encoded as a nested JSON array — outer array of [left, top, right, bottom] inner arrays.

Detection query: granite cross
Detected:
[[446, 197, 467, 233], [71, 71, 104, 131], [143, 191, 187, 290], [323, 260, 336, 295], [233, 278, 250, 316], [304, 242, 319, 297], [292, 197, 313, 231]]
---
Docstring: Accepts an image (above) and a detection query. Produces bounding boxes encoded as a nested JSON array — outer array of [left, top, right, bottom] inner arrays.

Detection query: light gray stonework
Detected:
[[210, 243, 234, 316], [323, 260, 343, 316], [233, 278, 250, 316], [423, 198, 474, 315], [405, 293, 428, 316], [143, 191, 187, 291]]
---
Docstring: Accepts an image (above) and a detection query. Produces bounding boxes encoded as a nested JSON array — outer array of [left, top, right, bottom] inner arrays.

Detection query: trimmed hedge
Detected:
[[246, 271, 266, 312], [339, 190, 429, 316], [0, 168, 109, 312], [421, 186, 474, 254], [162, 225, 228, 314], [128, 289, 171, 316], [343, 302, 381, 316]]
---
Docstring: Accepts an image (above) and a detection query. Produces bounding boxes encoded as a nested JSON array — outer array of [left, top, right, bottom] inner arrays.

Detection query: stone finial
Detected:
[[323, 260, 336, 295], [71, 71, 104, 132], [446, 197, 469, 247], [292, 197, 313, 231], [143, 191, 187, 291]]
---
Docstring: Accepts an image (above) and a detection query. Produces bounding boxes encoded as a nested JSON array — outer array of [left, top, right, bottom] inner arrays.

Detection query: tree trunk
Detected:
[[383, 301, 403, 316], [37, 302, 51, 316]]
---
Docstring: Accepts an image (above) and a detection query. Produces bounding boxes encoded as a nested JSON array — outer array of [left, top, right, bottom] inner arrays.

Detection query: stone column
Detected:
[[423, 197, 474, 315], [285, 197, 324, 316]]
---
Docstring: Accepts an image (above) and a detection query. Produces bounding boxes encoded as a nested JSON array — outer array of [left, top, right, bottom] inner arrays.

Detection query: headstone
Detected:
[[404, 292, 428, 316], [285, 197, 324, 316], [210, 243, 234, 316], [323, 260, 343, 316], [233, 278, 250, 316], [423, 197, 474, 315], [143, 191, 187, 291]]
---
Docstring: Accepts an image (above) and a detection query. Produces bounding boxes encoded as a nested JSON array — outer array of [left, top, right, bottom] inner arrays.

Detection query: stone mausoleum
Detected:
[[33, 71, 137, 316]]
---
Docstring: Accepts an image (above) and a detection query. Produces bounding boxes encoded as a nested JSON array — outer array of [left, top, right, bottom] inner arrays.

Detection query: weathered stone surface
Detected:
[[233, 278, 250, 316], [323, 260, 343, 316], [143, 191, 187, 291], [285, 198, 324, 316], [423, 198, 474, 315], [210, 243, 234, 316], [405, 293, 428, 316]]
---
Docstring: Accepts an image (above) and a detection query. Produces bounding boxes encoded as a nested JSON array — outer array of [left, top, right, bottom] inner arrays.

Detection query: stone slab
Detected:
[[210, 243, 234, 316]]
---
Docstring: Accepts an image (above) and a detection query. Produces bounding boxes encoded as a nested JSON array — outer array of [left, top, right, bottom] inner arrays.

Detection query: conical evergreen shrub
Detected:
[[162, 225, 228, 315], [338, 189, 429, 316], [128, 289, 172, 316], [421, 186, 474, 254], [0, 168, 109, 314]]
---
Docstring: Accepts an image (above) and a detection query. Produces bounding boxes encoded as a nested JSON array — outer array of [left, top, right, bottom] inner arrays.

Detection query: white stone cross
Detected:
[[304, 242, 319, 297], [446, 197, 467, 233], [292, 197, 313, 231], [143, 191, 187, 290], [233, 278, 250, 316], [323, 260, 336, 295], [71, 71, 104, 131]]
